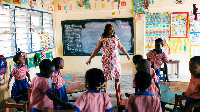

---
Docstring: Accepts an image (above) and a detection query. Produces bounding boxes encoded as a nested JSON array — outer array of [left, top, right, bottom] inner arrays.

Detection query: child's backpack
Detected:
[[0, 55, 8, 75], [16, 48, 29, 66], [34, 53, 42, 67]]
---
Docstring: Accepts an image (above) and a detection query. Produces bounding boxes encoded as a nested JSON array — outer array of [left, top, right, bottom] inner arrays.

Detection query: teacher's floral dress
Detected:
[[99, 36, 121, 80]]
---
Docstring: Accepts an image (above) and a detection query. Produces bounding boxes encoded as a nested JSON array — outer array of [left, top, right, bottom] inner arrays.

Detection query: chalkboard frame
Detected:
[[61, 18, 134, 56]]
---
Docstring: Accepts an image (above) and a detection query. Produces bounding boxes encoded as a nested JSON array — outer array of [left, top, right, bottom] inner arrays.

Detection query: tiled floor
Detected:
[[0, 74, 190, 112]]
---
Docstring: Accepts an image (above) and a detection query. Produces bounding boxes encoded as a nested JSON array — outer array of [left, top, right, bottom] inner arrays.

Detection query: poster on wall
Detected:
[[190, 33, 200, 45], [169, 38, 190, 53], [170, 12, 189, 38], [190, 13, 200, 32], [191, 46, 200, 57]]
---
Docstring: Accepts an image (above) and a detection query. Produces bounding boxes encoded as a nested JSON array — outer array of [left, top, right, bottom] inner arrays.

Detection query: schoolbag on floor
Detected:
[[0, 55, 8, 75]]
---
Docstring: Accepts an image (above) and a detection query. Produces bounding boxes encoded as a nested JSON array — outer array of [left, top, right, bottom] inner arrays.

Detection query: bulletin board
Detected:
[[61, 18, 134, 56], [170, 12, 189, 38]]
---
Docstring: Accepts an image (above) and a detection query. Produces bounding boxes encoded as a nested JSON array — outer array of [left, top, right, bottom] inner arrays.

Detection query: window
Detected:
[[0, 4, 54, 58], [0, 6, 15, 57]]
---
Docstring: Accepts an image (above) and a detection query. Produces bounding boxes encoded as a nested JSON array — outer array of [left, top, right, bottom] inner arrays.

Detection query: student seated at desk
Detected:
[[125, 70, 162, 112], [183, 56, 200, 111], [146, 38, 170, 82]]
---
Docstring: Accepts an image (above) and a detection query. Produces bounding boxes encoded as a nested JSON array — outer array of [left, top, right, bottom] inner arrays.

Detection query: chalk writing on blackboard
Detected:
[[62, 18, 134, 56]]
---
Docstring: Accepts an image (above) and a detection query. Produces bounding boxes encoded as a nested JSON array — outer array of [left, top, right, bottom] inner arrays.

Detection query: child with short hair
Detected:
[[146, 38, 170, 82], [183, 56, 200, 111], [132, 55, 143, 92], [6, 54, 31, 103], [72, 68, 113, 112], [133, 59, 161, 97], [51, 57, 69, 110], [132, 55, 143, 65], [30, 59, 73, 112], [125, 70, 162, 112]]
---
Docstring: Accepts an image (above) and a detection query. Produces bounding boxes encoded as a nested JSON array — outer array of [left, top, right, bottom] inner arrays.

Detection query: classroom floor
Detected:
[[0, 73, 189, 112]]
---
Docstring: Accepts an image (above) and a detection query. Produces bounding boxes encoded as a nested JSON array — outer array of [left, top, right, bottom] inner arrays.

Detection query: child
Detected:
[[6, 54, 31, 103], [146, 38, 170, 82], [72, 68, 113, 112], [125, 70, 162, 112], [133, 59, 161, 97], [132, 55, 143, 91], [132, 54, 143, 65], [183, 56, 200, 111], [51, 57, 69, 110], [30, 59, 73, 112]]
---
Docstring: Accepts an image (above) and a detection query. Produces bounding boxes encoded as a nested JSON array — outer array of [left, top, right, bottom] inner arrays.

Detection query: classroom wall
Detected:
[[54, 0, 135, 74], [0, 1, 55, 101], [54, 0, 198, 77]]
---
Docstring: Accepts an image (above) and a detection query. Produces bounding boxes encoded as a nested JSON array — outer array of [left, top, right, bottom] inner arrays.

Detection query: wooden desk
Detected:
[[169, 60, 180, 78]]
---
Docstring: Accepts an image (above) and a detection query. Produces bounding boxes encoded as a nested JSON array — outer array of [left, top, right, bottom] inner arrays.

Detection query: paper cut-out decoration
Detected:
[[58, 4, 61, 10], [37, 0, 41, 4], [102, 3, 105, 8], [193, 4, 198, 21], [136, 14, 146, 20], [144, 0, 149, 9], [76, 0, 90, 8], [69, 4, 72, 10], [13, 0, 20, 4], [29, 0, 34, 8], [118, 0, 120, 14], [176, 0, 182, 4], [0, 0, 4, 8], [132, 0, 148, 14], [3, 0, 13, 4], [121, 1, 126, 6], [85, 2, 90, 9], [51, 0, 54, 4]]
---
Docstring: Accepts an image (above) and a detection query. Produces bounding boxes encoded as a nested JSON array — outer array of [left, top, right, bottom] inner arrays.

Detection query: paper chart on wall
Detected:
[[190, 13, 200, 32], [170, 13, 187, 37], [145, 12, 170, 53], [169, 38, 190, 53], [191, 46, 200, 57], [190, 33, 200, 45]]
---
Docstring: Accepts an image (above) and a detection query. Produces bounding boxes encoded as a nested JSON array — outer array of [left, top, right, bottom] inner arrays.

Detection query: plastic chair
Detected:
[[173, 93, 187, 110], [155, 68, 166, 81], [5, 101, 27, 112], [115, 83, 128, 112]]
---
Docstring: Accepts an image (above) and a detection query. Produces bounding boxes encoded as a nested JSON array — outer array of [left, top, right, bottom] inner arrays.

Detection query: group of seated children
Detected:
[[6, 38, 200, 112]]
